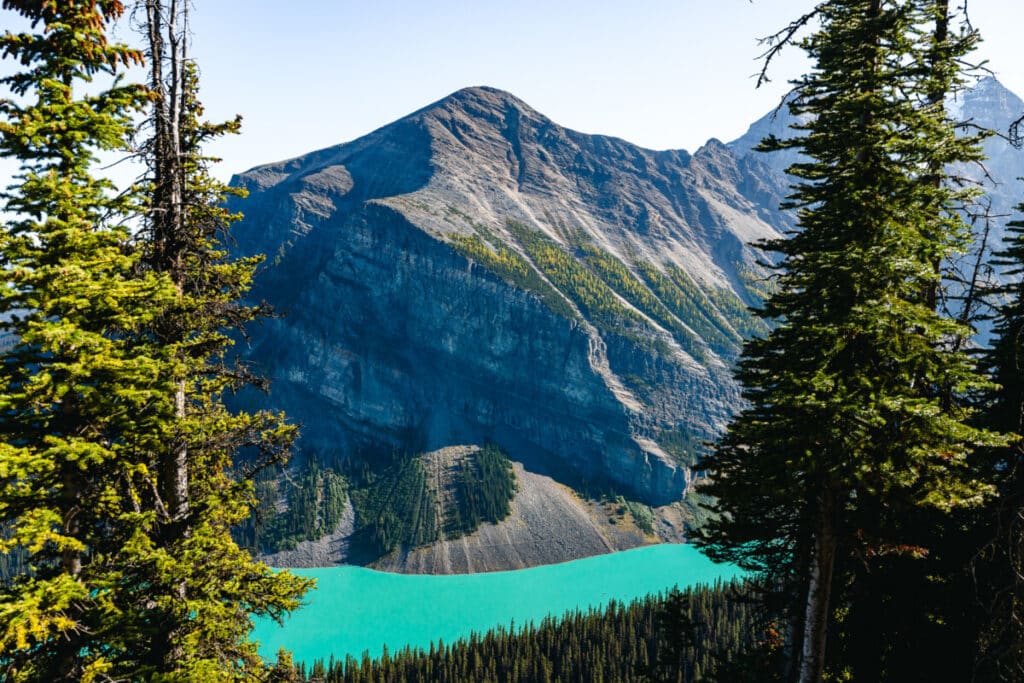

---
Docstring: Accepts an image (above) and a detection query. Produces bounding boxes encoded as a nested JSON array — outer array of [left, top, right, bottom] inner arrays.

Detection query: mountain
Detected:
[[730, 76, 1024, 243], [229, 81, 1024, 570], [229, 86, 792, 510]]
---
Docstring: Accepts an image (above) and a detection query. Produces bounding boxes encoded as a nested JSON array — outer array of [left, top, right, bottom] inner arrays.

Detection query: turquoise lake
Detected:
[[252, 543, 743, 665]]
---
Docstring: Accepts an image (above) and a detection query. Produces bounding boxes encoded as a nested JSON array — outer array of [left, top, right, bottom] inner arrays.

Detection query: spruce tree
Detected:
[[125, 58, 313, 679], [696, 2, 1004, 681], [124, 2, 313, 678], [0, 1, 170, 680], [0, 1, 311, 679]]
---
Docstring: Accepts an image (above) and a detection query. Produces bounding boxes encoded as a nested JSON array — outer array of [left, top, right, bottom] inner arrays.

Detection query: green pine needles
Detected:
[[696, 1, 1008, 680], [0, 2, 309, 681]]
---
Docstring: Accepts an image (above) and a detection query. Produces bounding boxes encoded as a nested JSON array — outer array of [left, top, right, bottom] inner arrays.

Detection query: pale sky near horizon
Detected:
[[171, 0, 1024, 180], [2, 1, 1023, 183]]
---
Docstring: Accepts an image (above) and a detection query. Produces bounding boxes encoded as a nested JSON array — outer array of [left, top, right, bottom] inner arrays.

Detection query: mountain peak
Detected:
[[416, 85, 543, 121]]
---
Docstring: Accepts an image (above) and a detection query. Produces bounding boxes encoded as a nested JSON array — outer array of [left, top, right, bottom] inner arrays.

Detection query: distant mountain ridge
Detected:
[[729, 76, 1024, 241], [230, 79, 1024, 513]]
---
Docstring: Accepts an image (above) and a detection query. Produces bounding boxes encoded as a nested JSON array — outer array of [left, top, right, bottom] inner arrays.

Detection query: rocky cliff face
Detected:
[[230, 86, 791, 505], [231, 81, 1023, 507]]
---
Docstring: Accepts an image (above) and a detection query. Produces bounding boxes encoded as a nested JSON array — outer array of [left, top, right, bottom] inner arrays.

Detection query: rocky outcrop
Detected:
[[373, 461, 653, 574], [230, 86, 789, 505], [262, 450, 686, 574]]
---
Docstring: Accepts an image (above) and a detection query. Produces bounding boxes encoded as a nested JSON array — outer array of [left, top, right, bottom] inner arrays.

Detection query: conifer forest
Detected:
[[1, 1, 1023, 681]]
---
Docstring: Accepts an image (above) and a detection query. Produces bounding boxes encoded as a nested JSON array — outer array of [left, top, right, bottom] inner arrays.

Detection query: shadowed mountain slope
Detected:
[[230, 86, 791, 505]]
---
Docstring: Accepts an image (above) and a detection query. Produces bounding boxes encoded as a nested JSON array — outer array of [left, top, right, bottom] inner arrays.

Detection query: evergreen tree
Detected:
[[0, 1, 170, 680], [0, 1, 310, 679], [124, 1, 313, 678], [696, 2, 1004, 681], [972, 200, 1024, 680]]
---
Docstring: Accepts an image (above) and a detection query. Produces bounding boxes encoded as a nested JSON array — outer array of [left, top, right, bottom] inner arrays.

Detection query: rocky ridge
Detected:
[[230, 86, 791, 505], [263, 446, 684, 573]]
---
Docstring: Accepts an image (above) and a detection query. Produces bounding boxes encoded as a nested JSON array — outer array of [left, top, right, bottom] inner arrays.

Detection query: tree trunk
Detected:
[[146, 0, 189, 524], [798, 496, 837, 683]]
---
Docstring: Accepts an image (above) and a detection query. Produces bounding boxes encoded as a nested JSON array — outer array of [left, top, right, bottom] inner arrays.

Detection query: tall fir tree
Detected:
[[0, 1, 170, 680], [696, 2, 1005, 681], [0, 1, 311, 680], [127, 1, 314, 675]]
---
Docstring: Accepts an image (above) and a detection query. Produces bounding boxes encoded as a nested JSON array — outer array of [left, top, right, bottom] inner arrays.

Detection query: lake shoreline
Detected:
[[253, 544, 742, 665], [262, 459, 691, 574]]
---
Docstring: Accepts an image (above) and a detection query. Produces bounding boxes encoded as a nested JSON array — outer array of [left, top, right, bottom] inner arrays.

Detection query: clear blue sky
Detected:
[[2, 1, 1023, 184], [168, 0, 1024, 180]]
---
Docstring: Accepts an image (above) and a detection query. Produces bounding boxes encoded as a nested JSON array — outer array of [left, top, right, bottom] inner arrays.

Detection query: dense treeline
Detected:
[[280, 580, 759, 683], [351, 456, 442, 556], [447, 445, 517, 536], [236, 460, 348, 554], [347, 447, 518, 556]]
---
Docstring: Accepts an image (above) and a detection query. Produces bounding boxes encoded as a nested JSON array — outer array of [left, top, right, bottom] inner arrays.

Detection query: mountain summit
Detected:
[[229, 86, 792, 506], [230, 81, 1023, 513]]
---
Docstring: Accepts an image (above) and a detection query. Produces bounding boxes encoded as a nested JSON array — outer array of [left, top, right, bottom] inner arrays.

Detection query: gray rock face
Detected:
[[229, 86, 792, 504], [230, 81, 1023, 506]]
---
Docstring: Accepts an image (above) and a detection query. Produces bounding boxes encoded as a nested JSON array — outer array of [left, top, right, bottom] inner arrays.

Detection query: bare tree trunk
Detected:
[[146, 0, 189, 524], [799, 494, 837, 683], [925, 0, 949, 311]]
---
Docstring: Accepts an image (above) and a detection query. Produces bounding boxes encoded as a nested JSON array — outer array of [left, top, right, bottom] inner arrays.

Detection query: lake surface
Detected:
[[252, 543, 742, 665]]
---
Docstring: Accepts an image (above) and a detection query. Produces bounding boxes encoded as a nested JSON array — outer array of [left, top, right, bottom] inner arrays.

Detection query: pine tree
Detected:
[[696, 2, 1005, 681], [0, 2, 170, 680], [125, 1, 313, 678], [0, 1, 310, 679]]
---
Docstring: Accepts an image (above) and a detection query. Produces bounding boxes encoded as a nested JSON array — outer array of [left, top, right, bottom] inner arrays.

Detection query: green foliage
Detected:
[[237, 460, 348, 554], [636, 262, 741, 356], [0, 3, 168, 679], [349, 446, 516, 555], [0, 4, 309, 679], [453, 221, 768, 364], [447, 445, 517, 537], [697, 2, 1006, 680], [625, 501, 655, 535], [506, 221, 650, 340], [449, 233, 578, 321], [350, 456, 440, 556], [581, 247, 707, 360], [703, 283, 769, 341], [129, 54, 311, 681], [296, 580, 761, 682], [680, 487, 716, 534]]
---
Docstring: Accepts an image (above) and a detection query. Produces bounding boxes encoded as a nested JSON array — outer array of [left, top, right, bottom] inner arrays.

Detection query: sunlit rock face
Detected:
[[230, 80, 1024, 504], [224, 86, 787, 504]]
